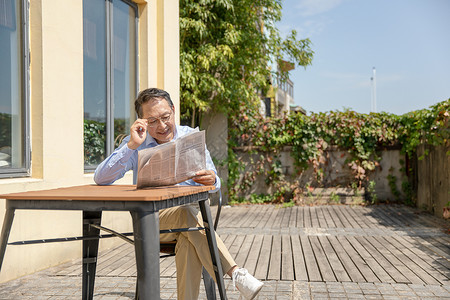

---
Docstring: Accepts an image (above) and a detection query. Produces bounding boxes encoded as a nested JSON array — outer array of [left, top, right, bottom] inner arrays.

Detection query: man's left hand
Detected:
[[192, 170, 216, 186]]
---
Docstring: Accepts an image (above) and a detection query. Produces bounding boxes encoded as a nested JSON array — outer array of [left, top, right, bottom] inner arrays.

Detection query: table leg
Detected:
[[131, 211, 160, 300], [199, 200, 227, 300], [82, 211, 102, 300], [0, 207, 15, 271]]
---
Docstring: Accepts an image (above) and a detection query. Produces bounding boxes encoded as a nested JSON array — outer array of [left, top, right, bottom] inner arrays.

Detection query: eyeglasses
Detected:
[[146, 113, 172, 128]]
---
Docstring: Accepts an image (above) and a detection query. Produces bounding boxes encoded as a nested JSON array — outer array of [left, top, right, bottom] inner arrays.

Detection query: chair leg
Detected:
[[203, 267, 217, 300]]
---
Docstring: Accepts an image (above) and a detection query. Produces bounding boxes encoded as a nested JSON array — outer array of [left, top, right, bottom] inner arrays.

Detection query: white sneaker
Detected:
[[232, 268, 264, 300]]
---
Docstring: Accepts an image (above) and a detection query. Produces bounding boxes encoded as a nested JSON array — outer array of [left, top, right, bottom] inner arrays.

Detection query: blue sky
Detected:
[[278, 0, 450, 115]]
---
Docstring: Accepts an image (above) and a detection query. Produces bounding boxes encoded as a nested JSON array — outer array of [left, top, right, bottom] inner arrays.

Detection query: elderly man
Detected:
[[94, 88, 263, 300]]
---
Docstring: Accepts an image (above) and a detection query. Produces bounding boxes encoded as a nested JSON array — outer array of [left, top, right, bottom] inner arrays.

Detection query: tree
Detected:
[[180, 0, 314, 126]]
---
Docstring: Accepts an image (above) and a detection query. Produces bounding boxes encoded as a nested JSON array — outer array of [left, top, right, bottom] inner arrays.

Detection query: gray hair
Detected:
[[134, 88, 174, 118]]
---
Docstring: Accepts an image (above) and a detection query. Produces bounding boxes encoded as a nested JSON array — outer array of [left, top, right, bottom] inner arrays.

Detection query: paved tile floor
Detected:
[[1, 267, 450, 299]]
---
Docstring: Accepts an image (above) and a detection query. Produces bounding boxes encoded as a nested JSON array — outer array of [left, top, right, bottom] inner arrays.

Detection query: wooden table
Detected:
[[0, 184, 227, 299]]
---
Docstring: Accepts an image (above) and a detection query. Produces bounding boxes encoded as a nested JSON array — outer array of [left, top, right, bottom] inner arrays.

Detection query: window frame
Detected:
[[83, 0, 139, 172], [0, 0, 31, 178]]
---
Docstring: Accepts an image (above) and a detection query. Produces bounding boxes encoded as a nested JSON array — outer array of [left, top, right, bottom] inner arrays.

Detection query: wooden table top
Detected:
[[0, 184, 215, 202]]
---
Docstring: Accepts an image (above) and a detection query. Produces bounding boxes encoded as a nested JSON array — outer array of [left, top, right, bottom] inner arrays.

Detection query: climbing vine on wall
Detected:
[[228, 99, 449, 203]]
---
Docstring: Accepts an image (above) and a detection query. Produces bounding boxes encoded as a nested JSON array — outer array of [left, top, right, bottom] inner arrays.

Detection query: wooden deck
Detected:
[[54, 204, 450, 286]]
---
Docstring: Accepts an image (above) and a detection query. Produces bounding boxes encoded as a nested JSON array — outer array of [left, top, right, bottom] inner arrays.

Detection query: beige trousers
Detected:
[[159, 205, 236, 300]]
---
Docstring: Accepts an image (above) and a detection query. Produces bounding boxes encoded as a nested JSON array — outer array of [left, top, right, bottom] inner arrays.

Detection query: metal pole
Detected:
[[372, 67, 377, 112]]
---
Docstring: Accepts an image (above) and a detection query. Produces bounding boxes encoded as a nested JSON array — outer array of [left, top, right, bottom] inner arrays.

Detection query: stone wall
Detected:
[[233, 146, 407, 202]]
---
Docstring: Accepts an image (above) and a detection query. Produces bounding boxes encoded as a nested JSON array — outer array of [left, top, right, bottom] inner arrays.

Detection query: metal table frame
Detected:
[[0, 185, 227, 300]]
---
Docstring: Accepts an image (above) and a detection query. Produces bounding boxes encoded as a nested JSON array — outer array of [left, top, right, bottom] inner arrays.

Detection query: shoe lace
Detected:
[[232, 268, 248, 291]]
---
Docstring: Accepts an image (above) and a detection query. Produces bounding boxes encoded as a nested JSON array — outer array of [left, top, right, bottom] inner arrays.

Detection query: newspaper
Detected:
[[136, 129, 206, 189]]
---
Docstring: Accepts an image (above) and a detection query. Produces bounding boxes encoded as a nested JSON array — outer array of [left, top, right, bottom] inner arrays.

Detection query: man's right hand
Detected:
[[127, 119, 148, 150]]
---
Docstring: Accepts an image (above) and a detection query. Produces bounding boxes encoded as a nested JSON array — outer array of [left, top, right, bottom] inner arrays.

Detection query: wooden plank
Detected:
[[384, 206, 424, 228], [430, 235, 450, 250], [326, 206, 344, 228], [235, 205, 258, 228], [345, 205, 369, 228], [344, 236, 393, 283], [330, 205, 351, 228], [120, 254, 138, 276], [233, 235, 255, 267], [392, 235, 450, 285], [280, 207, 293, 228], [365, 236, 424, 284], [354, 236, 409, 283], [327, 236, 367, 282], [267, 235, 282, 280], [411, 208, 450, 229], [288, 206, 298, 228], [226, 205, 251, 227], [337, 206, 361, 228], [98, 245, 135, 277], [369, 206, 402, 228], [281, 235, 294, 280], [160, 256, 176, 277], [228, 235, 245, 259], [316, 207, 328, 228], [300, 235, 322, 281], [303, 207, 312, 228], [271, 207, 286, 228], [243, 234, 264, 275], [410, 235, 450, 263], [264, 207, 282, 228], [257, 205, 279, 228], [247, 205, 269, 228], [254, 235, 272, 279], [109, 248, 136, 276], [310, 207, 320, 228], [399, 235, 450, 272], [222, 234, 236, 250], [89, 243, 132, 276], [296, 206, 304, 228], [216, 206, 236, 225], [291, 235, 308, 281], [318, 236, 351, 282], [421, 236, 450, 260], [373, 235, 441, 285], [321, 205, 336, 228], [358, 206, 383, 228], [309, 236, 336, 281]]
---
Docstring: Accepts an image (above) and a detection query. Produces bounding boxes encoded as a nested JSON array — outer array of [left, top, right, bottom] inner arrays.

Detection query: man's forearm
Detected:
[[94, 144, 136, 185]]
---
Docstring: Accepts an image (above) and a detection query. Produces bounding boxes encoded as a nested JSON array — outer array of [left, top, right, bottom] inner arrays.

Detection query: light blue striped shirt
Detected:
[[94, 125, 220, 193]]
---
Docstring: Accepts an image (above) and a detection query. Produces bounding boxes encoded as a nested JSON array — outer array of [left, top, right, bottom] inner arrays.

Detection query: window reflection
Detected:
[[83, 0, 107, 167], [0, 0, 25, 171], [83, 0, 137, 169], [113, 0, 136, 148]]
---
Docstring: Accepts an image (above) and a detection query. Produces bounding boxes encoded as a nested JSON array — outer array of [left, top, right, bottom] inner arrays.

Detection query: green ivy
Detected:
[[228, 99, 449, 204], [83, 120, 106, 166]]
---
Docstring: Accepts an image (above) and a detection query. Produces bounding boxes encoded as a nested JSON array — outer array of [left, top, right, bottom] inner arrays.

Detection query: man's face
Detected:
[[141, 98, 176, 144]]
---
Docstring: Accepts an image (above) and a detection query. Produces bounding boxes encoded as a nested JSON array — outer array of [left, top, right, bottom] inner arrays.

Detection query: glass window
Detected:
[[83, 0, 137, 170], [0, 0, 30, 177]]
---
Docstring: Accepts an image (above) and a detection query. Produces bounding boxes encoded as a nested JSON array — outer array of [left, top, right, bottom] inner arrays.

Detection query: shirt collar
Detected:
[[143, 125, 179, 147]]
